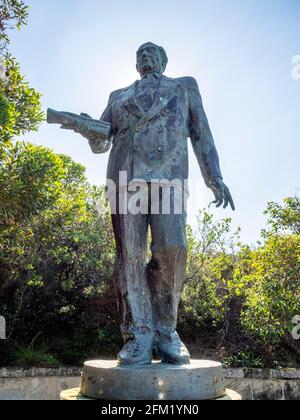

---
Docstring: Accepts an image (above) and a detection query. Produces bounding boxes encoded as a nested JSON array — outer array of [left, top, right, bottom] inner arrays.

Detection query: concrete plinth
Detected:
[[69, 360, 240, 401]]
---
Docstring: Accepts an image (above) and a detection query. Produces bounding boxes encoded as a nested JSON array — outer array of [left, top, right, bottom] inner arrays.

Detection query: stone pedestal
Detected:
[[61, 360, 241, 401]]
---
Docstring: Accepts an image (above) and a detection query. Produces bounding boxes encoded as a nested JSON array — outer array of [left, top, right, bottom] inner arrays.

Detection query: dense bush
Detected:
[[238, 235, 299, 343], [181, 210, 240, 329], [0, 143, 120, 365], [229, 198, 300, 366], [178, 198, 300, 368]]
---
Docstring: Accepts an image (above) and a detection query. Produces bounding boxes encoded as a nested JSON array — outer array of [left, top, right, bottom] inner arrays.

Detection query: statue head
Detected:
[[136, 42, 168, 77]]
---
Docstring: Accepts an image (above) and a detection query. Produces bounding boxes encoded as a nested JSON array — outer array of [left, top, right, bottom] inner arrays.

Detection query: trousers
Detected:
[[110, 183, 188, 341]]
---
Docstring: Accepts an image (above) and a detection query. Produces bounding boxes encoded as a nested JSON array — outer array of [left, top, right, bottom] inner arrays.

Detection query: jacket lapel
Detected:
[[137, 76, 179, 126], [122, 81, 144, 118], [122, 76, 179, 123]]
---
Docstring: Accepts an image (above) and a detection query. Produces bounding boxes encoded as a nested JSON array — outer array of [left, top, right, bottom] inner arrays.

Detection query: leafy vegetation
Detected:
[[0, 57, 43, 145], [181, 210, 240, 328], [179, 197, 300, 368], [1, 162, 298, 367], [0, 142, 119, 365], [0, 0, 28, 52]]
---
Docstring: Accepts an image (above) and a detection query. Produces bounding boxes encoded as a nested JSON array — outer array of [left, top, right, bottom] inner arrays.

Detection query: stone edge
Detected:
[[1, 367, 299, 380], [0, 367, 82, 378]]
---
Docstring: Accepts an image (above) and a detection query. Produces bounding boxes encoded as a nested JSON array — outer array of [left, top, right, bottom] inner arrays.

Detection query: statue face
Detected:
[[136, 46, 163, 76]]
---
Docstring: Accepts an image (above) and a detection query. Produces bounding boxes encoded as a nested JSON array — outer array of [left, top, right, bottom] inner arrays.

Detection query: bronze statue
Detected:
[[47, 42, 235, 367]]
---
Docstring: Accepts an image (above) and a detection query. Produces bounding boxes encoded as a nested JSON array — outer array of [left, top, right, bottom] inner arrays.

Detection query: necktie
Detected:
[[136, 74, 160, 112]]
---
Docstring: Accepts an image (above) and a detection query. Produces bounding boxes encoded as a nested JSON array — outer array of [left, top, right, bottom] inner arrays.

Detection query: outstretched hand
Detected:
[[209, 177, 235, 211]]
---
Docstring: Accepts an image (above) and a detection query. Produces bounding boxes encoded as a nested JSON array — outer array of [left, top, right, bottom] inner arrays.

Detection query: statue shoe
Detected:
[[155, 330, 191, 365], [118, 334, 153, 367]]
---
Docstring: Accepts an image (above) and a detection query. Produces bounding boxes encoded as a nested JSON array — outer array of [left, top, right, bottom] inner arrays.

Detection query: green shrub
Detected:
[[232, 235, 300, 346], [0, 142, 118, 363], [0, 57, 43, 145], [180, 209, 240, 329], [11, 347, 59, 368]]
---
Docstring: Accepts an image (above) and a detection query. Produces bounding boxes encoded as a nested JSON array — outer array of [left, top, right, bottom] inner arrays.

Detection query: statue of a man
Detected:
[[54, 42, 235, 367]]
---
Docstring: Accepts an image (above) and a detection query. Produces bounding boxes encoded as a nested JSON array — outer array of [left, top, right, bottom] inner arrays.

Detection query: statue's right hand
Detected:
[[210, 177, 235, 211]]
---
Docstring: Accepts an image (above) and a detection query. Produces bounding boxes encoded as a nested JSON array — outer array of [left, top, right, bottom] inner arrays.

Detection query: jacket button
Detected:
[[158, 146, 164, 152]]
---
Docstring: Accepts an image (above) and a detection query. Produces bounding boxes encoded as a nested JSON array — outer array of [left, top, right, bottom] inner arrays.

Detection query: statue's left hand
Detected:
[[209, 177, 235, 211]]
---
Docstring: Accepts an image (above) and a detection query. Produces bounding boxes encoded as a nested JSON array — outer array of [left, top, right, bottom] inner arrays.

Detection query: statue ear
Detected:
[[160, 57, 167, 74]]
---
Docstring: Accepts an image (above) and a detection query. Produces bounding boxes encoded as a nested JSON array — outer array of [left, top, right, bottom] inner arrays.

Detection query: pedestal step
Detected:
[[60, 388, 242, 401]]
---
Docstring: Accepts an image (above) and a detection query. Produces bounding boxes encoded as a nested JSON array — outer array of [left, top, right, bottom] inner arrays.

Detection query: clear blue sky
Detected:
[[9, 0, 300, 245]]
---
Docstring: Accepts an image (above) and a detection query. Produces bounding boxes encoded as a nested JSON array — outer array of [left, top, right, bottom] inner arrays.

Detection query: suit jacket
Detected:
[[89, 75, 223, 186]]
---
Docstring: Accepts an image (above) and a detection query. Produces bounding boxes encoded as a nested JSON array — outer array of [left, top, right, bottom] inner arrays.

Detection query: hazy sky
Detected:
[[9, 0, 300, 244]]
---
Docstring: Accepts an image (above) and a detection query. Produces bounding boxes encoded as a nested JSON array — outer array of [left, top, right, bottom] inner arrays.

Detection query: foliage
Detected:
[[0, 88, 15, 136], [0, 0, 43, 150], [0, 0, 28, 52], [230, 196, 300, 363], [0, 57, 44, 146], [181, 209, 240, 329], [179, 198, 300, 368], [0, 142, 119, 364], [223, 350, 264, 369], [263, 196, 300, 235], [0, 142, 68, 226], [237, 234, 300, 345], [11, 346, 59, 368]]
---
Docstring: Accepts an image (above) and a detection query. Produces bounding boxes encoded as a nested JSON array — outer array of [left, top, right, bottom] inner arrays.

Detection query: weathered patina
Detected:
[[47, 42, 235, 367]]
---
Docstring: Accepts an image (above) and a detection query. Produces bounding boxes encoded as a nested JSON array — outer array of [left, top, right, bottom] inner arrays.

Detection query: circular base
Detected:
[[80, 360, 227, 401], [60, 388, 242, 401]]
